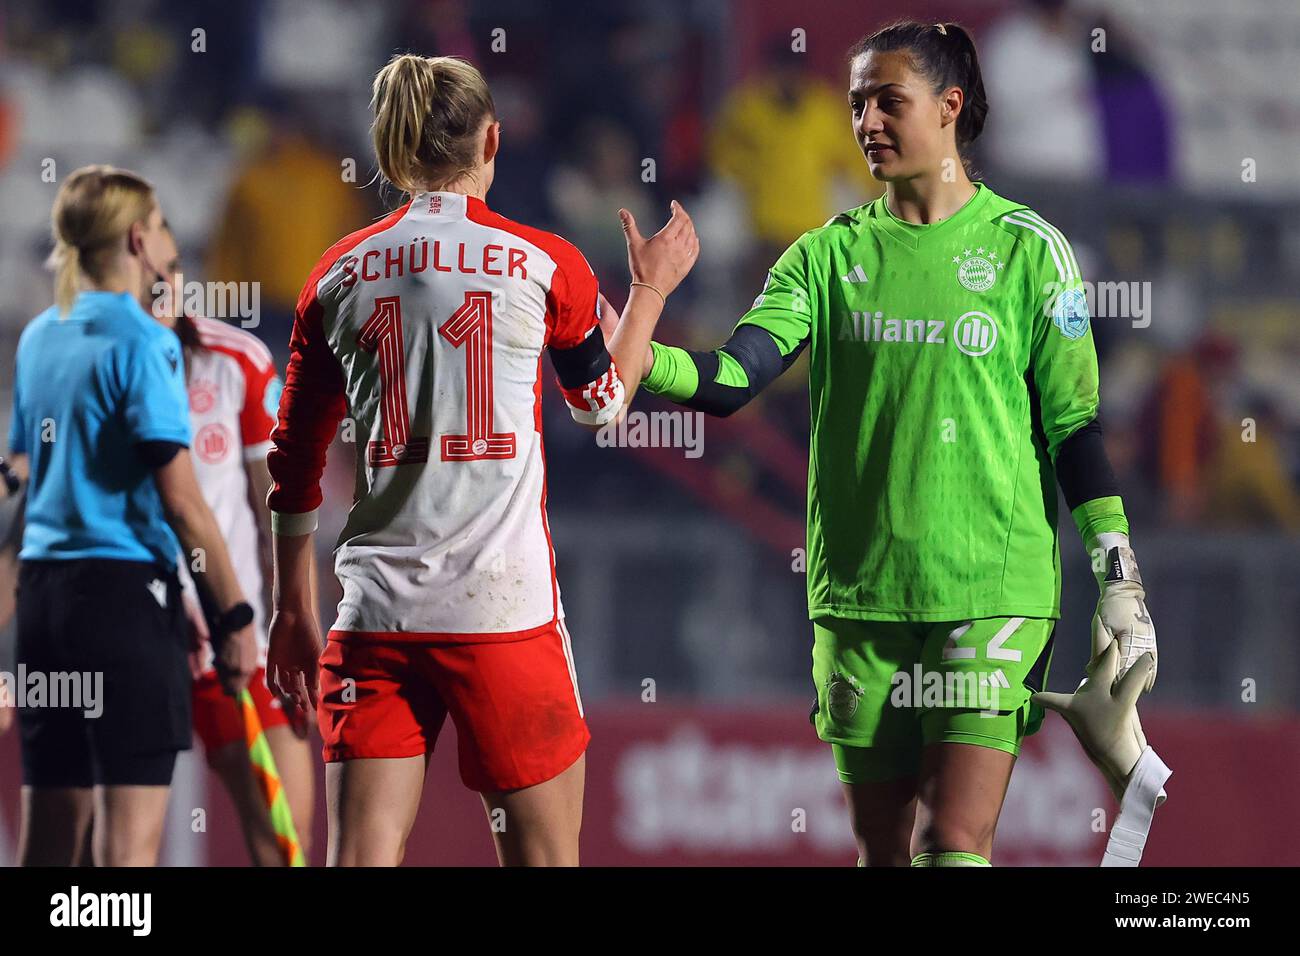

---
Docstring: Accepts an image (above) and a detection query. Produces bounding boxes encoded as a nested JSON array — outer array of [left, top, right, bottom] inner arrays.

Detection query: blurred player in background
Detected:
[[151, 230, 315, 865], [265, 54, 697, 866], [6, 166, 256, 865], [634, 21, 1157, 866]]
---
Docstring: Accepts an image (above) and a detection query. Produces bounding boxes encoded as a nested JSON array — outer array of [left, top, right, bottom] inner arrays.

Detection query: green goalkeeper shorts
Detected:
[[810, 616, 1056, 783]]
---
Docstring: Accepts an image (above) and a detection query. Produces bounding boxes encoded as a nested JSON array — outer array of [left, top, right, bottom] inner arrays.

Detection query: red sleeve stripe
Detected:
[[267, 202, 413, 517], [463, 198, 600, 350], [189, 324, 279, 448], [293, 202, 415, 317], [194, 317, 274, 369], [265, 297, 344, 516], [463, 197, 594, 284]]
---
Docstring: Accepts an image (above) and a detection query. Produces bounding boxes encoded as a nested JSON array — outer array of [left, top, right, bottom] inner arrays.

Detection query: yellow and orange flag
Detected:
[[237, 689, 306, 867]]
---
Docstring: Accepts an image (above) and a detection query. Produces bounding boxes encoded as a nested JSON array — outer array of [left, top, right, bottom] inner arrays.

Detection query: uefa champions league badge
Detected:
[[953, 247, 1002, 292], [263, 376, 283, 419], [1052, 287, 1090, 339]]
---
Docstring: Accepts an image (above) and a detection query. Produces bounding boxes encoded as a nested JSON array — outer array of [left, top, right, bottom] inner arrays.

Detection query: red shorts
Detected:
[[317, 620, 589, 793], [192, 667, 289, 759]]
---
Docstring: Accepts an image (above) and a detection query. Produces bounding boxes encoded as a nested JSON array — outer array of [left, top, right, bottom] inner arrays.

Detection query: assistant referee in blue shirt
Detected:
[[6, 166, 258, 866]]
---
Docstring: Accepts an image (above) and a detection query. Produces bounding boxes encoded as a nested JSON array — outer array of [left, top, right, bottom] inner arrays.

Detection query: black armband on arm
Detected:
[[548, 327, 611, 389], [1054, 417, 1121, 511], [136, 440, 185, 470], [681, 324, 804, 417]]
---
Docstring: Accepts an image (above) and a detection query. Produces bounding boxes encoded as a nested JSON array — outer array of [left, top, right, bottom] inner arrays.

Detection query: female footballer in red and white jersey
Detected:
[[152, 230, 315, 864], [265, 53, 697, 866]]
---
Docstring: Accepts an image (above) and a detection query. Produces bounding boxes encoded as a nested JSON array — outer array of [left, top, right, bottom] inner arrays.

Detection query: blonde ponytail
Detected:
[[49, 241, 82, 315], [48, 165, 156, 314], [371, 53, 495, 195]]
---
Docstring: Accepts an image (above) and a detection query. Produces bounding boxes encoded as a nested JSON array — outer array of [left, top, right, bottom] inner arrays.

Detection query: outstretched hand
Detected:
[[619, 200, 699, 299]]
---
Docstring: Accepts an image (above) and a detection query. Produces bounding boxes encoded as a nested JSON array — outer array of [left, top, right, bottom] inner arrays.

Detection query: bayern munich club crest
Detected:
[[189, 380, 217, 414], [953, 247, 1002, 293], [826, 671, 863, 721]]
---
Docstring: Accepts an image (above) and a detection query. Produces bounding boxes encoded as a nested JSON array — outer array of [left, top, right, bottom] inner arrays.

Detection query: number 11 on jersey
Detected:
[[358, 296, 431, 466], [357, 292, 517, 467], [438, 291, 516, 462]]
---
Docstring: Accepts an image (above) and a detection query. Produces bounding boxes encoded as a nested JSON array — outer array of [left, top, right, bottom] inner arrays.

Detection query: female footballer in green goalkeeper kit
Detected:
[[623, 21, 1158, 866]]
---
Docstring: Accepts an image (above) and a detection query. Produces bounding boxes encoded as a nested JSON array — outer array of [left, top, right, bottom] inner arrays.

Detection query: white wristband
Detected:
[[1090, 532, 1142, 589], [271, 509, 319, 537]]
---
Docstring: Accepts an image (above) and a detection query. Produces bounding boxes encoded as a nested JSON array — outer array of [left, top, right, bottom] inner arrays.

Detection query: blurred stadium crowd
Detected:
[[1, 0, 1298, 710]]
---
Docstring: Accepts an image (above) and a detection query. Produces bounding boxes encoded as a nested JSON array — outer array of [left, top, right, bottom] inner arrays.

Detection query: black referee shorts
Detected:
[[16, 558, 192, 787]]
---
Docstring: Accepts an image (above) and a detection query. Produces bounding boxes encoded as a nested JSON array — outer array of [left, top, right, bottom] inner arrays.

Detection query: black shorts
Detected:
[[16, 558, 192, 787]]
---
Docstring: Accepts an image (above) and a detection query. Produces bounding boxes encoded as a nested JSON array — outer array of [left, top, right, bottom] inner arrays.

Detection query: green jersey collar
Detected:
[[870, 181, 992, 249]]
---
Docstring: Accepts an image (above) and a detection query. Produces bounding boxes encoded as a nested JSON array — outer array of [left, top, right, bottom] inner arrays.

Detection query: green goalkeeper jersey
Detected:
[[650, 182, 1100, 622]]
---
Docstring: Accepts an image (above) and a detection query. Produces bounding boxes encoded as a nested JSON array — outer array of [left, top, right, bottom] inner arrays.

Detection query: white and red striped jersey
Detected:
[[267, 191, 624, 640], [175, 317, 279, 660], [183, 316, 281, 659]]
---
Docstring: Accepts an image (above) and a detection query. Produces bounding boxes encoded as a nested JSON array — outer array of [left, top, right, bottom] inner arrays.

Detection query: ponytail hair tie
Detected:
[[934, 23, 948, 35]]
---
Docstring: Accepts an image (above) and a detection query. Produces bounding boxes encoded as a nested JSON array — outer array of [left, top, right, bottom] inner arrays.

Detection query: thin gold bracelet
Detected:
[[629, 281, 666, 306]]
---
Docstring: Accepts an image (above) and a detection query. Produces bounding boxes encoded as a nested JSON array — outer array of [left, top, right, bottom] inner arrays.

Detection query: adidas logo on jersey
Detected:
[[146, 579, 167, 608], [841, 264, 869, 284], [980, 669, 1012, 690]]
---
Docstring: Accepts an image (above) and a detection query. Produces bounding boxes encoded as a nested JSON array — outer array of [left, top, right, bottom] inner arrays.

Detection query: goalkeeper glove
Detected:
[[1032, 617, 1159, 803], [1090, 532, 1156, 692], [1033, 618, 1170, 866]]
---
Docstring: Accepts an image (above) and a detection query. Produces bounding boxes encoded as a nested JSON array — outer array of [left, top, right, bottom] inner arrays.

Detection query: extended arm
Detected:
[[265, 272, 346, 710], [548, 202, 699, 430], [641, 323, 804, 417], [154, 448, 257, 695], [245, 457, 276, 625], [641, 233, 813, 416]]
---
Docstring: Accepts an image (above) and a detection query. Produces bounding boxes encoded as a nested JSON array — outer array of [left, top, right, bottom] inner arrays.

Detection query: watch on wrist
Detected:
[[214, 601, 254, 638]]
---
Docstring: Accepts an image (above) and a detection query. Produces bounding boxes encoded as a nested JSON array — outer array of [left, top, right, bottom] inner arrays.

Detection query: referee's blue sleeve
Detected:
[[123, 330, 191, 447], [8, 377, 26, 454]]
